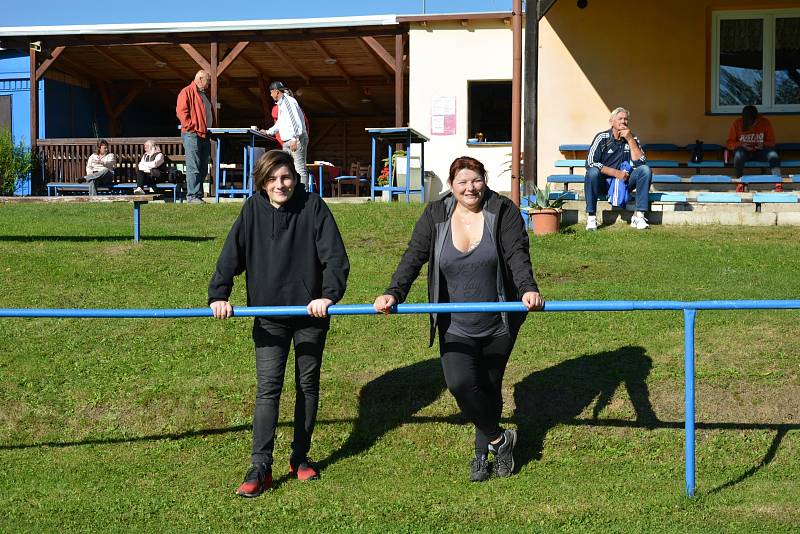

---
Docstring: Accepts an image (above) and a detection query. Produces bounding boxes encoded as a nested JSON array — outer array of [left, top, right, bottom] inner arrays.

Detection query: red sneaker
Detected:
[[289, 458, 320, 481], [775, 183, 784, 192], [735, 183, 746, 193], [235, 463, 272, 497]]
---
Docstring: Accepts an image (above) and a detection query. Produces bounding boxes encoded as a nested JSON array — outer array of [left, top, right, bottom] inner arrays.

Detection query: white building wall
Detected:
[[408, 21, 520, 196]]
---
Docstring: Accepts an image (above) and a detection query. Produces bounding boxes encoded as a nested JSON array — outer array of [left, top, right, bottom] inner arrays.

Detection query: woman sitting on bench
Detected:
[[134, 140, 166, 195], [77, 139, 116, 195]]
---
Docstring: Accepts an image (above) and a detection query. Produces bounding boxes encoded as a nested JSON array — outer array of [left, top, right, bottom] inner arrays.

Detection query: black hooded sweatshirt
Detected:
[[208, 186, 350, 318]]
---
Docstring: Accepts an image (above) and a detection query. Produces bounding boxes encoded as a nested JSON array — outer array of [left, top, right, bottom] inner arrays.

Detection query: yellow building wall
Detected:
[[409, 21, 521, 195], [408, 2, 799, 193], [537, 0, 800, 184]]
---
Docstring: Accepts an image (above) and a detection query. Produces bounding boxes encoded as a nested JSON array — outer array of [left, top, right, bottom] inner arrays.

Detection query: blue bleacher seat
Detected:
[[554, 159, 585, 171], [651, 175, 682, 184], [689, 175, 732, 184], [647, 160, 680, 168], [752, 193, 799, 203], [684, 143, 724, 152], [687, 160, 725, 168], [776, 143, 800, 151], [547, 174, 584, 184], [650, 192, 687, 202], [696, 193, 742, 203], [558, 144, 590, 152], [643, 143, 681, 151], [740, 175, 781, 184]]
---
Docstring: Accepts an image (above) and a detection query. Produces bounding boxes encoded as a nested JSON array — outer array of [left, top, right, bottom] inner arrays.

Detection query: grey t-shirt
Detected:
[[439, 222, 507, 338], [199, 88, 213, 129]]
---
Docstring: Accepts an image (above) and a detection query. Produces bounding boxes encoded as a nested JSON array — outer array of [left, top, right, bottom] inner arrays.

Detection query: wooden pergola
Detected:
[[0, 16, 416, 167]]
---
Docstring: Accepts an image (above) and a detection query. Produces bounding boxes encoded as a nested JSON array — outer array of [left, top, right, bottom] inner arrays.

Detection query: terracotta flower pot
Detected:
[[531, 208, 561, 236]]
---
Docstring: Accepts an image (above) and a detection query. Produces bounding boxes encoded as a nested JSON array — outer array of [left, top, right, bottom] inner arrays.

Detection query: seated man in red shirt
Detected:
[[726, 105, 782, 192]]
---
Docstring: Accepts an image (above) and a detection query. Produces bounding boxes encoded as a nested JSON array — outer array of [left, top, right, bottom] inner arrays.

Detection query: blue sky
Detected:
[[3, 1, 510, 27]]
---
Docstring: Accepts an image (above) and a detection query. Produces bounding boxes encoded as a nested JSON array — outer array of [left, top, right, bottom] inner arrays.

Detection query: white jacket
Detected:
[[86, 153, 116, 175], [138, 148, 164, 172], [266, 93, 307, 143]]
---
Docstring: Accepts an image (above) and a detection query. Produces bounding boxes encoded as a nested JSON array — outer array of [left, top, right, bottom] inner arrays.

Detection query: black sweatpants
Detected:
[[250, 317, 328, 466], [439, 331, 513, 456]]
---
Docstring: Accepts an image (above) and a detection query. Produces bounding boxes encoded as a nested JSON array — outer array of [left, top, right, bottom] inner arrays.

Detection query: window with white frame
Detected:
[[711, 9, 800, 113]]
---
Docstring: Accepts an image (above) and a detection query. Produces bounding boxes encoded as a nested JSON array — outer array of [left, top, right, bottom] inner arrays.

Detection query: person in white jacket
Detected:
[[134, 140, 165, 194], [78, 139, 116, 195], [265, 81, 309, 186]]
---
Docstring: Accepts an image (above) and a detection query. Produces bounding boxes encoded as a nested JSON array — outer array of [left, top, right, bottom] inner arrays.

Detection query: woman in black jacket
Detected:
[[374, 156, 543, 482], [209, 150, 350, 497]]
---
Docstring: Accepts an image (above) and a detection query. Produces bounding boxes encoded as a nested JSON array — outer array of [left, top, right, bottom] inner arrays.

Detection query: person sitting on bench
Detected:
[[726, 105, 782, 192], [134, 140, 166, 195], [78, 139, 115, 195]]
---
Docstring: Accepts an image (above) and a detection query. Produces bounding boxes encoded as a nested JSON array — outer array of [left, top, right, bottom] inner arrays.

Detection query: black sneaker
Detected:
[[490, 429, 517, 478], [235, 462, 272, 497], [469, 455, 490, 482]]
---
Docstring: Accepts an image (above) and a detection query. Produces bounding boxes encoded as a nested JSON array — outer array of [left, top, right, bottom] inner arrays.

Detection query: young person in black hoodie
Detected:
[[373, 156, 543, 482], [208, 150, 349, 498]]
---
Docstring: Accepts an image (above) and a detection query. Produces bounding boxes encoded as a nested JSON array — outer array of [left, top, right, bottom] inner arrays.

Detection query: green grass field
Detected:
[[0, 201, 798, 532]]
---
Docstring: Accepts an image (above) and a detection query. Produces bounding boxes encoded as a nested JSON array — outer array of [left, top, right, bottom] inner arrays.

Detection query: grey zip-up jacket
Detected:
[[384, 189, 538, 346]]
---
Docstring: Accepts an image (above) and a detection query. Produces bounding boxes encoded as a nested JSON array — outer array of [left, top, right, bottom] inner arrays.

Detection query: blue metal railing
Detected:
[[2, 299, 799, 497]]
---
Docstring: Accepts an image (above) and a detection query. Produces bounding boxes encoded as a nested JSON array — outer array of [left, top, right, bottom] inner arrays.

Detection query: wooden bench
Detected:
[[0, 195, 160, 242]]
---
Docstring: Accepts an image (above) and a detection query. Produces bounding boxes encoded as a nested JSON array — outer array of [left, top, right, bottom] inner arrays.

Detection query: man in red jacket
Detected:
[[176, 70, 214, 203]]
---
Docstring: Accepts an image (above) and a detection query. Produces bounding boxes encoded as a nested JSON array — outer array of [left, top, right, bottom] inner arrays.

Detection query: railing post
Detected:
[[684, 308, 696, 497]]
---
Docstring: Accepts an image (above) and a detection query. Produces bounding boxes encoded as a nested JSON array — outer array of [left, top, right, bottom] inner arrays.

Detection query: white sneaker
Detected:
[[585, 216, 597, 231], [631, 214, 650, 230], [133, 187, 145, 195]]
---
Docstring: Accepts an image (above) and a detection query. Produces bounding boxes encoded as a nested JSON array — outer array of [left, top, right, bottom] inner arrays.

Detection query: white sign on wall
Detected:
[[431, 96, 456, 135]]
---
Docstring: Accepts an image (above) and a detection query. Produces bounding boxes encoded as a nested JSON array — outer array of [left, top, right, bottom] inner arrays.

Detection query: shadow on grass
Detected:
[[316, 357, 448, 472], [0, 235, 215, 242], [513, 346, 658, 468]]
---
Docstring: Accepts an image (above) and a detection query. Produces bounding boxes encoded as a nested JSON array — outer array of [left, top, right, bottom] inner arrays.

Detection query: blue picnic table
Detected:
[[367, 127, 429, 202], [208, 128, 277, 202]]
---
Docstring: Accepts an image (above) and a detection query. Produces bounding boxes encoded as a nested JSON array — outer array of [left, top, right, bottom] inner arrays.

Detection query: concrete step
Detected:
[[560, 200, 800, 226]]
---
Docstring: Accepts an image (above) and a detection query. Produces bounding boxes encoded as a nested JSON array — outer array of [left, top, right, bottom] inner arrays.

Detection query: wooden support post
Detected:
[[35, 46, 65, 81], [29, 48, 38, 148], [210, 42, 219, 126], [394, 34, 404, 128]]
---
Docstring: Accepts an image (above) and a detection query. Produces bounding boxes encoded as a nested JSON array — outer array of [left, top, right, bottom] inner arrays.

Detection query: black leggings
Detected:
[[439, 331, 513, 456]]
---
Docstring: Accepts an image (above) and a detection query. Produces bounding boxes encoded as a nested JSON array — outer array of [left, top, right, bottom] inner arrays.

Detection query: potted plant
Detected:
[[527, 181, 569, 236]]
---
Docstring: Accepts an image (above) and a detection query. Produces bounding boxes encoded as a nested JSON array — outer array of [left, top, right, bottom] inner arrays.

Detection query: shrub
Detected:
[[0, 128, 32, 195]]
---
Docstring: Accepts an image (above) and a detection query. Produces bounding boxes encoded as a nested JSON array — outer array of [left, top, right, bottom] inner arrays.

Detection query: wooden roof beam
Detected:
[[137, 45, 193, 80], [217, 41, 250, 77], [34, 46, 65, 81], [360, 37, 395, 73], [311, 39, 386, 114], [312, 85, 349, 116], [93, 45, 153, 82], [264, 42, 310, 84], [310, 40, 351, 84], [355, 38, 392, 82], [112, 86, 144, 118], [179, 43, 211, 73]]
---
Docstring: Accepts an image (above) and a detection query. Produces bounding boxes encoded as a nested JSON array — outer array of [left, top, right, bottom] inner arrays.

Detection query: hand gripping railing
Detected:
[[3, 299, 800, 497]]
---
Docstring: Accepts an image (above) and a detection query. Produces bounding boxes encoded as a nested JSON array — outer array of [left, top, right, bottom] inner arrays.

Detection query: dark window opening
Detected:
[[468, 81, 511, 143]]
